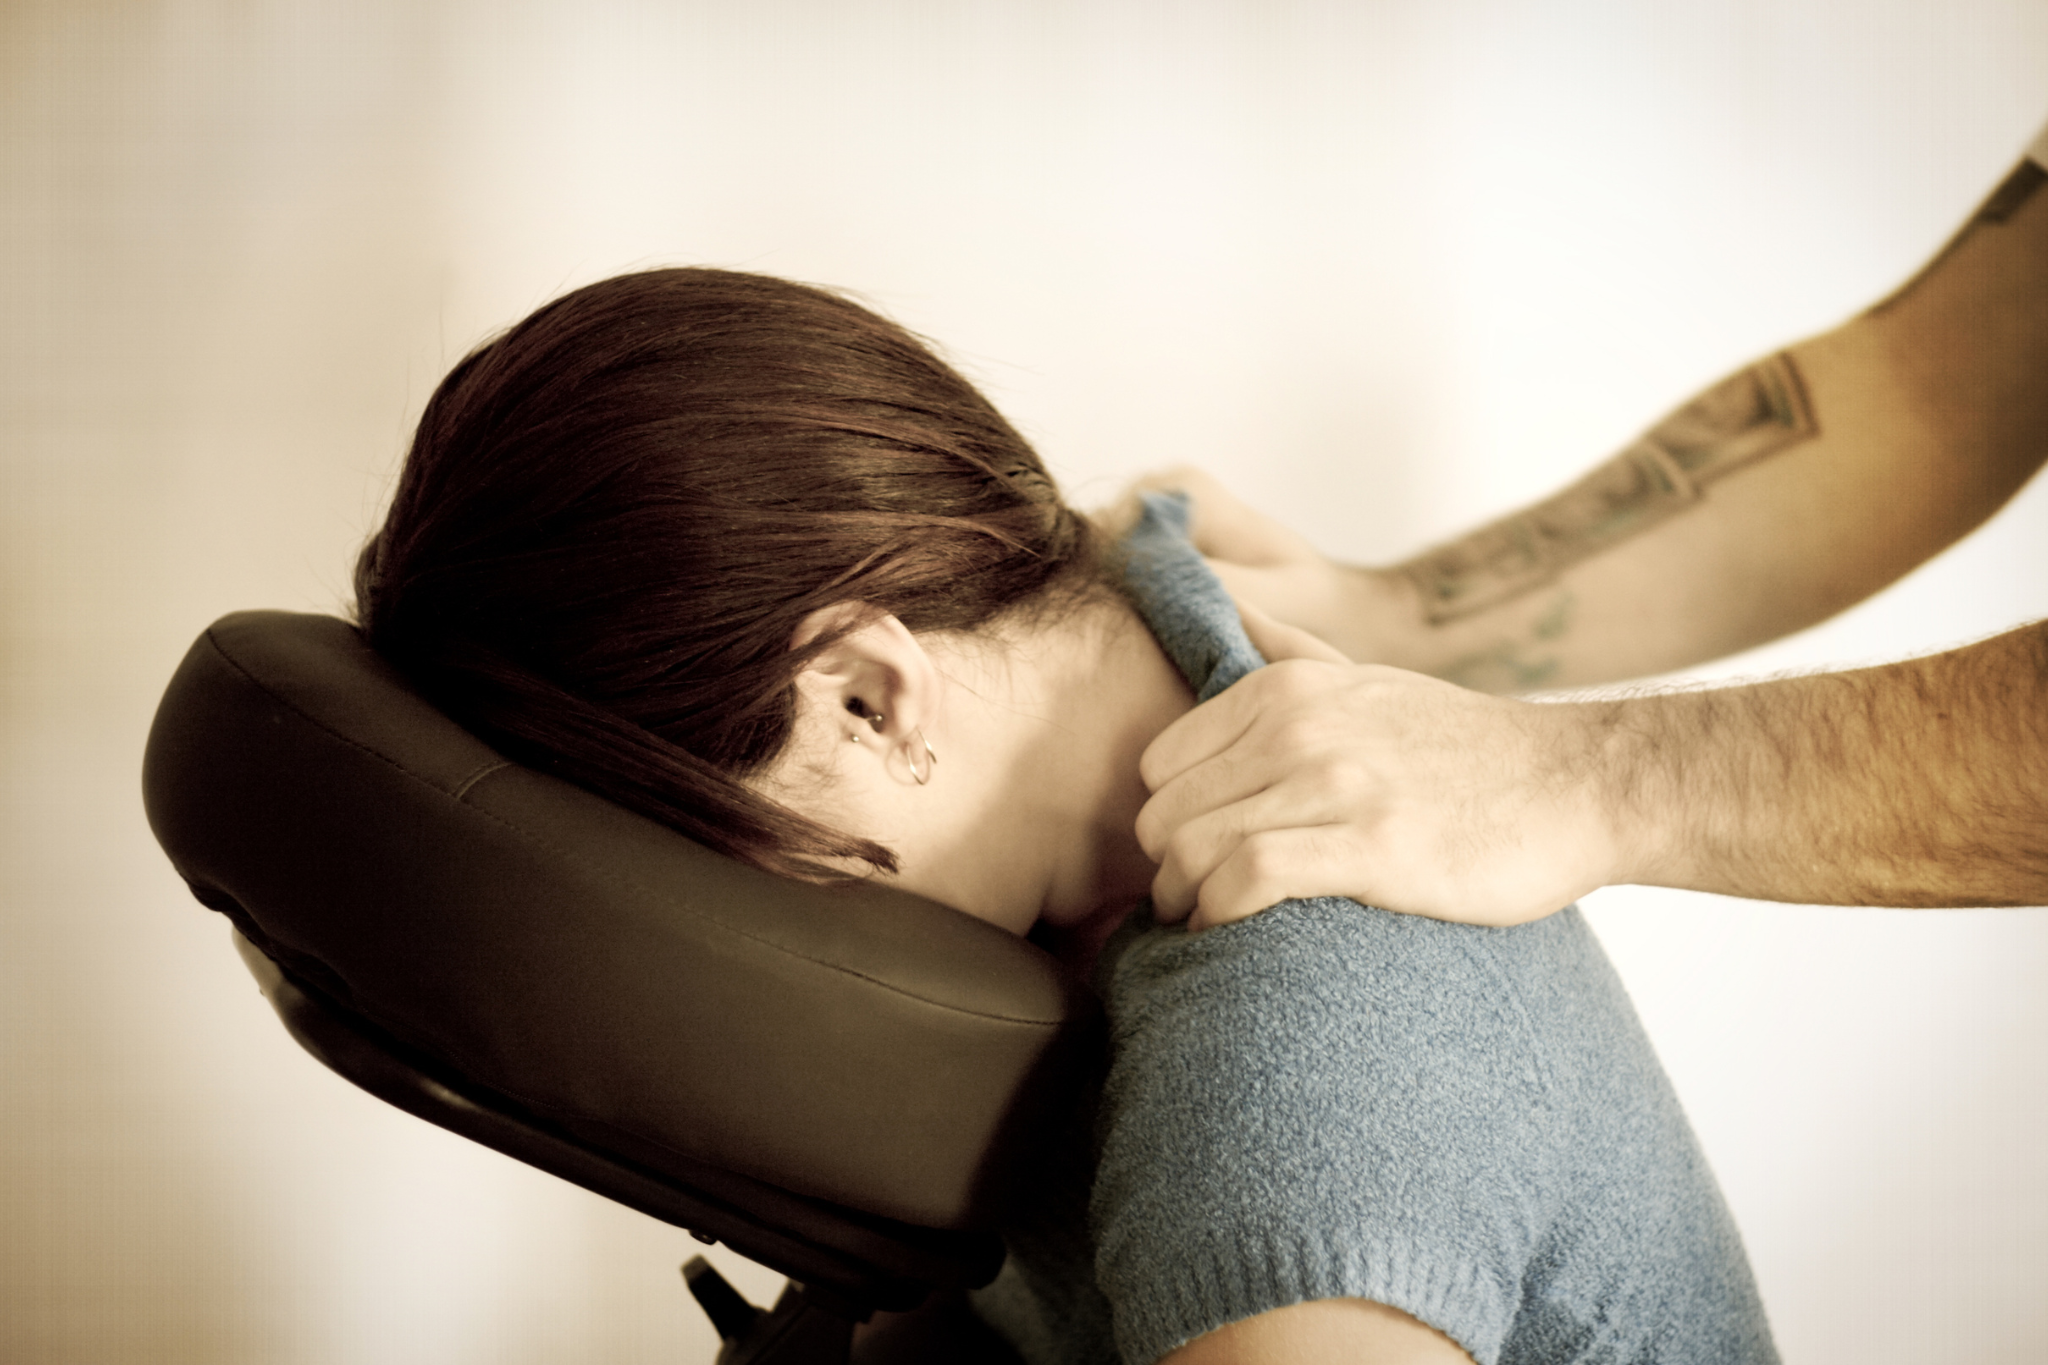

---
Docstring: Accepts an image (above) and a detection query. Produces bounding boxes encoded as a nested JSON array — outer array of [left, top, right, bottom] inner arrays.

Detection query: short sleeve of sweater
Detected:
[[1091, 900, 1553, 1363]]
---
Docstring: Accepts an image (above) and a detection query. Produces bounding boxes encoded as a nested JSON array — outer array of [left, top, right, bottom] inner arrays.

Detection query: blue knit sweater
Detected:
[[973, 493, 1777, 1365]]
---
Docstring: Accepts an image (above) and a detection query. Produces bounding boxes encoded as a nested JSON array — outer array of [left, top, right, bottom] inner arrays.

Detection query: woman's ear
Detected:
[[787, 603, 943, 764]]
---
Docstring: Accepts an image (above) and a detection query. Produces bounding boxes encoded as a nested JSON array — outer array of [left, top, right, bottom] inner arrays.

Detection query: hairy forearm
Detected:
[[1137, 611, 2046, 925], [1594, 621, 2048, 906], [1356, 155, 2048, 694]]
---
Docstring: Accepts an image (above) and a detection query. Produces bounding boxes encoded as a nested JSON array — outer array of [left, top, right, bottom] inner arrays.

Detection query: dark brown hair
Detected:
[[354, 267, 1100, 880]]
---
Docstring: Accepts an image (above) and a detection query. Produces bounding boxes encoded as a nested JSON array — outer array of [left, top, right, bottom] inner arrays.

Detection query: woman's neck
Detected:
[[918, 592, 1195, 939]]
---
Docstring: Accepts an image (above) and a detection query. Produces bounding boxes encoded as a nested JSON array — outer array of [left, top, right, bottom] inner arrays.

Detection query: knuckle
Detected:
[[1269, 713, 1325, 758], [1236, 830, 1292, 885], [1134, 789, 1182, 842], [1312, 755, 1374, 802], [1160, 823, 1211, 874]]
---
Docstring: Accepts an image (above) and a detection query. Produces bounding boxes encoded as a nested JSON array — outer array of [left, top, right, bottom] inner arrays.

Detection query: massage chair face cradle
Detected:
[[143, 611, 1101, 1364]]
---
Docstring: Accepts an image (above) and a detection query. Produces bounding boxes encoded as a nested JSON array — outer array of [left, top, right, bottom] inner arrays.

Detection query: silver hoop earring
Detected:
[[907, 730, 936, 785]]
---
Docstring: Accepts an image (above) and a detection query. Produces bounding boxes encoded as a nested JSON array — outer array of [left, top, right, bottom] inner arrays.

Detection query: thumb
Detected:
[[1235, 597, 1351, 665]]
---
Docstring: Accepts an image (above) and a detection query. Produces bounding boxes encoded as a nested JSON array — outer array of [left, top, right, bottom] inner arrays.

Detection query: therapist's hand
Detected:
[[1130, 467, 1416, 666], [1136, 605, 1627, 929]]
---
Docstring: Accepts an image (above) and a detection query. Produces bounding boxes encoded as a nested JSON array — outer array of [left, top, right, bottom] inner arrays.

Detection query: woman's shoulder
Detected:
[[1102, 896, 1618, 1052], [1086, 898, 1736, 1365], [1089, 900, 1572, 1363], [1095, 897, 1671, 1192], [1095, 898, 1592, 1163]]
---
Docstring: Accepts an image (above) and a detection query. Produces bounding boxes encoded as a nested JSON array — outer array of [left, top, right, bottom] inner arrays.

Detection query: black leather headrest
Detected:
[[142, 611, 1100, 1232]]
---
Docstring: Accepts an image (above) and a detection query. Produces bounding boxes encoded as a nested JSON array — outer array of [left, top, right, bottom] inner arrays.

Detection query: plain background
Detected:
[[4, 2, 2046, 1361]]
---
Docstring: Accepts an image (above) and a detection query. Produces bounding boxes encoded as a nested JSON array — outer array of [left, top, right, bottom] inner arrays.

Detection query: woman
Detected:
[[355, 267, 1777, 1365]]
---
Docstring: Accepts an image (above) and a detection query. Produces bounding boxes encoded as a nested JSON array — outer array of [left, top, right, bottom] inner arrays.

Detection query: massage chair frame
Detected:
[[142, 611, 1102, 1364]]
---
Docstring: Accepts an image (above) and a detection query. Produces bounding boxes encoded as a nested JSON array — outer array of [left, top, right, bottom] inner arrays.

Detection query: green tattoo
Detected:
[[1531, 591, 1573, 642], [1441, 590, 1574, 692]]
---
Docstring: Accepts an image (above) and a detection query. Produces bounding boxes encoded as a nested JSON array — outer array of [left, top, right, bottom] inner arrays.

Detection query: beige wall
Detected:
[[4, 2, 2045, 1361]]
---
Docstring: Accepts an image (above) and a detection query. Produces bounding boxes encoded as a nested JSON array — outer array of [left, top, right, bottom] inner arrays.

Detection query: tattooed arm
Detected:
[[1169, 148, 2048, 693], [1132, 142, 2048, 923]]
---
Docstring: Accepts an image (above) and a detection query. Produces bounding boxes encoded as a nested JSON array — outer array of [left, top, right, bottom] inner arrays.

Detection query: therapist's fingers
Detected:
[[1185, 825, 1372, 931], [1141, 665, 1267, 793], [1136, 698, 1316, 876], [1144, 709, 1388, 919], [1136, 740, 1270, 878], [1145, 770, 1365, 922], [1139, 603, 1351, 854], [1144, 789, 1279, 921], [1139, 654, 1347, 798]]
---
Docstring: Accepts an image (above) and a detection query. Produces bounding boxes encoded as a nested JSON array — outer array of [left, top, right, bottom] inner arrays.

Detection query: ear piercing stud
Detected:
[[847, 697, 886, 743]]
